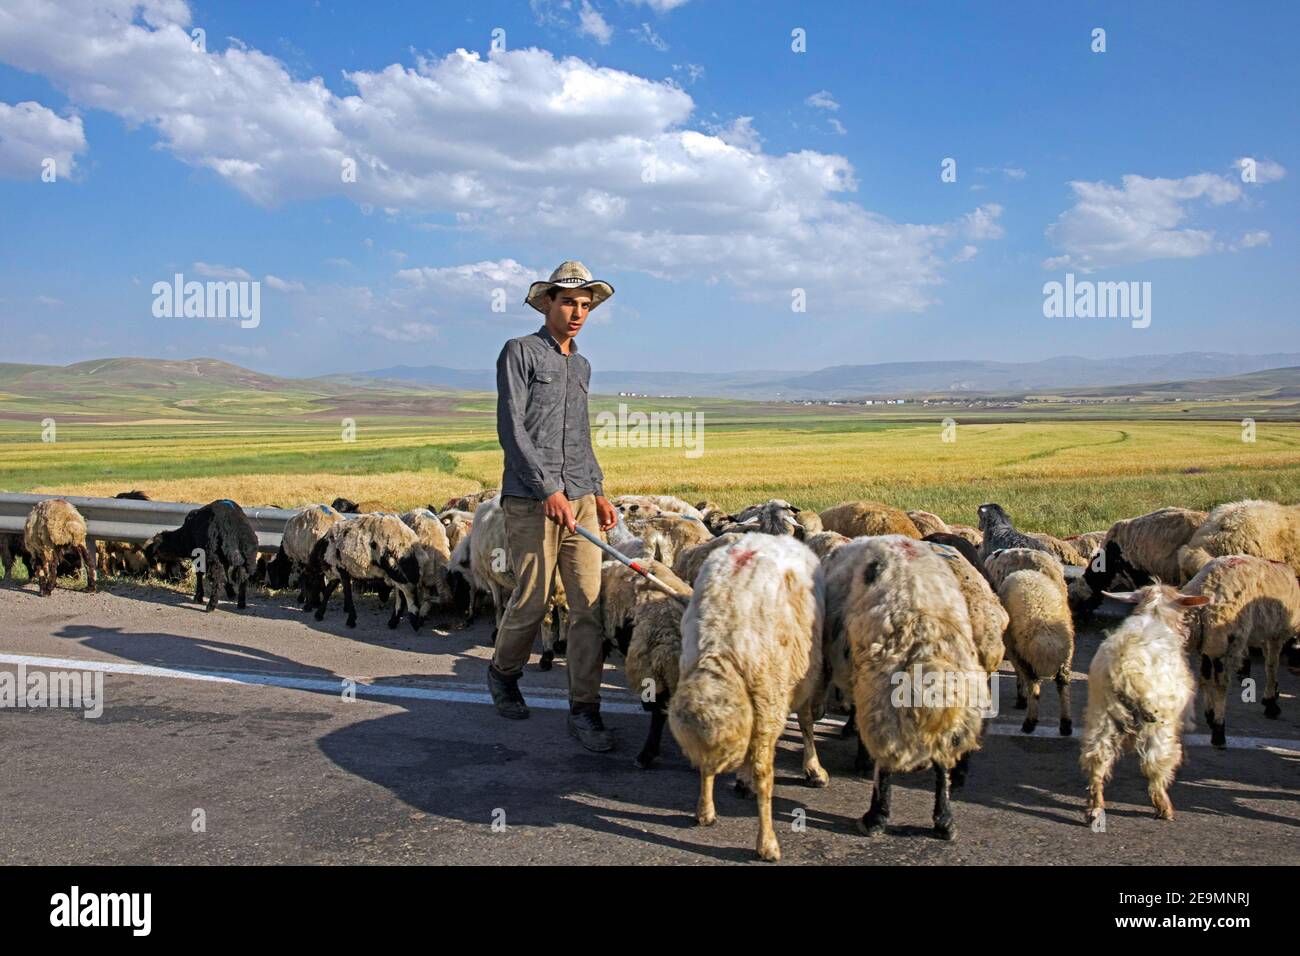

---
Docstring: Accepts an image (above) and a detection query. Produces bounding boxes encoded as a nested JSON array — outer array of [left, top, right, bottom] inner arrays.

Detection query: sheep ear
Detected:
[[1102, 590, 1140, 603], [1175, 595, 1212, 607]]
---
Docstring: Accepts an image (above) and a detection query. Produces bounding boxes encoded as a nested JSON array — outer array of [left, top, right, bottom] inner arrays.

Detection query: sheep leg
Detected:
[[1137, 722, 1181, 820], [733, 764, 754, 799], [1262, 637, 1282, 719], [235, 568, 248, 609], [696, 769, 717, 827], [951, 751, 971, 789], [375, 581, 392, 605], [1056, 673, 1073, 736], [858, 768, 892, 837], [1082, 730, 1118, 827], [341, 571, 358, 628], [314, 578, 339, 621], [193, 567, 205, 604], [539, 603, 555, 671], [750, 716, 783, 862], [839, 703, 858, 738], [635, 697, 669, 770], [39, 553, 54, 596], [797, 700, 829, 787], [854, 738, 874, 777], [76, 543, 96, 593], [387, 584, 403, 629], [932, 763, 956, 840], [1201, 654, 1228, 747], [205, 562, 224, 612]]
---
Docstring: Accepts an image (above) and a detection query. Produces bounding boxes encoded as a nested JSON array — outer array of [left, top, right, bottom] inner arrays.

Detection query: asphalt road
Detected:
[[1, 579, 1296, 865]]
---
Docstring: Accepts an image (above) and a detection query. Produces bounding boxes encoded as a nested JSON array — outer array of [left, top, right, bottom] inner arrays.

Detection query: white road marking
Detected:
[[0, 653, 646, 714], [4, 653, 1298, 752]]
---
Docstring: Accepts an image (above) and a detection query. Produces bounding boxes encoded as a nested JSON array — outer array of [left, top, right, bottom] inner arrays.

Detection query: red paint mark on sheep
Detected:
[[731, 548, 758, 568]]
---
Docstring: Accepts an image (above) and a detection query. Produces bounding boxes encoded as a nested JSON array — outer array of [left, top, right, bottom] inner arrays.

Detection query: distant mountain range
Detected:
[[364, 352, 1300, 400], [6, 354, 1300, 413]]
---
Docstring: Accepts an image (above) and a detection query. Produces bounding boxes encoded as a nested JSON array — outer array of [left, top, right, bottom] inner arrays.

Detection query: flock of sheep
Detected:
[[4, 489, 1299, 861]]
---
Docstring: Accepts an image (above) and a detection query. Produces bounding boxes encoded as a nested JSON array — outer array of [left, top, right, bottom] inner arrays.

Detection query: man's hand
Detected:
[[595, 495, 617, 532], [543, 491, 576, 531]]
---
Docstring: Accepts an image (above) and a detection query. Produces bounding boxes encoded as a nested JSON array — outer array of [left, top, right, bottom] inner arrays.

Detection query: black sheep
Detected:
[[976, 503, 1054, 561], [144, 499, 259, 611]]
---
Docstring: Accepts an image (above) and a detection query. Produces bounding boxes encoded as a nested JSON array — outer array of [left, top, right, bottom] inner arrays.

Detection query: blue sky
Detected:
[[0, 0, 1295, 377]]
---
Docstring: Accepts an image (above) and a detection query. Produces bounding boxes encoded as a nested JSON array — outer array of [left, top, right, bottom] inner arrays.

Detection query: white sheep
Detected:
[[668, 533, 827, 862], [1180, 554, 1300, 746], [999, 568, 1076, 735], [838, 535, 984, 840], [1177, 499, 1300, 580], [1082, 584, 1206, 824], [23, 499, 95, 596]]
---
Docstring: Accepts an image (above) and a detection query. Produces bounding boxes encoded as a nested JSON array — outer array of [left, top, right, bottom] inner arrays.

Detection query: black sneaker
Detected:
[[487, 665, 529, 720], [567, 707, 614, 752]]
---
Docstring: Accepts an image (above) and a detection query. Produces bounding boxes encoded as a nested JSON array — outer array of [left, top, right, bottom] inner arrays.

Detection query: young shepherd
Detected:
[[1180, 554, 1300, 746], [144, 499, 257, 611], [819, 500, 921, 539], [1082, 584, 1207, 825], [840, 536, 984, 840], [23, 499, 96, 596], [668, 533, 828, 863], [1177, 499, 1300, 581], [999, 568, 1076, 735]]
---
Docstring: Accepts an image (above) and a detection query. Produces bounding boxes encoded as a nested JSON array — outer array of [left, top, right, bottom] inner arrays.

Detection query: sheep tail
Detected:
[[668, 654, 752, 775]]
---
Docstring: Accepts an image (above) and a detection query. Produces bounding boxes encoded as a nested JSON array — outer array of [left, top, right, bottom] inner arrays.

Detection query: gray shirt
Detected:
[[496, 325, 605, 500]]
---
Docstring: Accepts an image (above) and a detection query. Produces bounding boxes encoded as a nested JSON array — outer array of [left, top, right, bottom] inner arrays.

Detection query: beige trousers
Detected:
[[492, 494, 605, 705]]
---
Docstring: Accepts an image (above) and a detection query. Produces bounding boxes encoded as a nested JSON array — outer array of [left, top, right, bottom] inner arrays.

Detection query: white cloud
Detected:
[[1234, 230, 1271, 250], [828, 118, 847, 136], [192, 262, 253, 280], [34, 294, 64, 306], [1043, 171, 1257, 271], [1233, 157, 1286, 184], [634, 22, 668, 51], [0, 100, 86, 179], [397, 257, 539, 301], [951, 245, 978, 263], [325, 258, 354, 269], [672, 62, 704, 84], [805, 90, 839, 111], [1003, 167, 1026, 180], [703, 116, 763, 152], [264, 274, 305, 292], [577, 1, 613, 45], [630, 0, 690, 11], [0, 1, 1002, 316]]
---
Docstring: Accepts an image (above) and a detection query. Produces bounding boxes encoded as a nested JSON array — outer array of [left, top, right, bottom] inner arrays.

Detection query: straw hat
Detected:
[[525, 260, 615, 314]]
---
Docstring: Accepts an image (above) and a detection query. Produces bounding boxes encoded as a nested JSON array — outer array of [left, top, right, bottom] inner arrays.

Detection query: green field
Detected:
[[3, 393, 1299, 537]]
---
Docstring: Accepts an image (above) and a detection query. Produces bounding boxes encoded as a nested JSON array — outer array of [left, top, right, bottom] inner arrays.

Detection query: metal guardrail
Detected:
[[0, 493, 298, 554]]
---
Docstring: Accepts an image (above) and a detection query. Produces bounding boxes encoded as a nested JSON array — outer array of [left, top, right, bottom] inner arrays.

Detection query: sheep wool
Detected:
[[820, 500, 922, 539], [1177, 499, 1300, 581], [1081, 584, 1202, 825], [840, 535, 983, 840], [23, 499, 94, 596], [1181, 554, 1300, 746], [669, 533, 826, 862], [999, 569, 1076, 736]]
